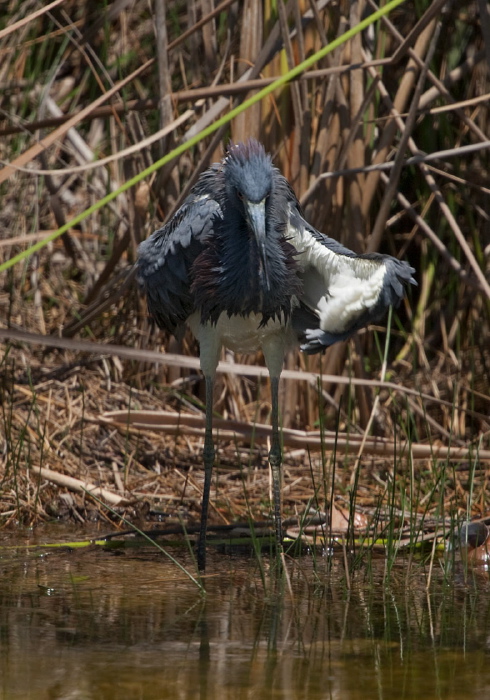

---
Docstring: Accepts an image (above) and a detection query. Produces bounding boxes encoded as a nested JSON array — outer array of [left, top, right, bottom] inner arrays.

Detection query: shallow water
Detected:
[[1, 526, 489, 700]]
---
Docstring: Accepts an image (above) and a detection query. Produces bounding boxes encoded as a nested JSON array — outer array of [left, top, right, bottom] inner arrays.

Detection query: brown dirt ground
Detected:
[[1, 339, 488, 545]]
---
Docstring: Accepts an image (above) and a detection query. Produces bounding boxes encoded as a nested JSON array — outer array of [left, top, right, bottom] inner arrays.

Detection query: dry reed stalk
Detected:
[[1, 1, 489, 526]]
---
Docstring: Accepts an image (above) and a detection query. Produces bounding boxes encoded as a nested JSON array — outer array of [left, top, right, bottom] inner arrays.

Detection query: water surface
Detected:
[[1, 527, 489, 699]]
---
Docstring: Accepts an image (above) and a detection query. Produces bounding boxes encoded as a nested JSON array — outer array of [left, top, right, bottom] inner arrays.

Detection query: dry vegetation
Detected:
[[0, 0, 489, 545]]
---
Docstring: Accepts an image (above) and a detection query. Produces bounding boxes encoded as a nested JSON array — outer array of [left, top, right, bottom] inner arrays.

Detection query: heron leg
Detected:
[[262, 335, 287, 552], [269, 375, 283, 548], [198, 374, 215, 571], [195, 321, 221, 572]]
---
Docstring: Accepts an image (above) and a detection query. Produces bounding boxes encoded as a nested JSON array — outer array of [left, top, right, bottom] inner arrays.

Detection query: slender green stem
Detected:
[[0, 0, 407, 274]]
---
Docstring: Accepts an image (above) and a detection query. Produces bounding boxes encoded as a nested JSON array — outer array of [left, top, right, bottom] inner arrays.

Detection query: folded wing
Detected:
[[288, 206, 416, 354], [137, 183, 222, 334]]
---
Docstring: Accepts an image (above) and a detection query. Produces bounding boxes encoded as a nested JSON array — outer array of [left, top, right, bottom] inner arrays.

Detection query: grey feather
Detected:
[[137, 139, 416, 353], [137, 184, 222, 333]]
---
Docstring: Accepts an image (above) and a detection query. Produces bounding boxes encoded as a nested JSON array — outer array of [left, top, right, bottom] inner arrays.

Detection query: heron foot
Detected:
[[268, 446, 283, 548]]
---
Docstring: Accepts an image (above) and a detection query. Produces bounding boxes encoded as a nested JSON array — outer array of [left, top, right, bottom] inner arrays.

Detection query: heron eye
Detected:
[[236, 190, 244, 201]]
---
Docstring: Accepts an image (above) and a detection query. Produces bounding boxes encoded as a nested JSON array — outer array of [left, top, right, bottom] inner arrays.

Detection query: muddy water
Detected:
[[1, 526, 489, 700]]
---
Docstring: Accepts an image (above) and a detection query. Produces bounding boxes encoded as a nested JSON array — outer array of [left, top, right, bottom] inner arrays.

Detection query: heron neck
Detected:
[[191, 217, 300, 325]]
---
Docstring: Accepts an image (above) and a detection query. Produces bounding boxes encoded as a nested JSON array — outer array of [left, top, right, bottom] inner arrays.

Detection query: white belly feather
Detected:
[[189, 311, 289, 351], [188, 311, 296, 378]]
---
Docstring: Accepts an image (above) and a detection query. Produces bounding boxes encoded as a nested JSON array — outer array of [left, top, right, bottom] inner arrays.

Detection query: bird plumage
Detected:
[[138, 139, 415, 353], [137, 138, 416, 569], [288, 220, 417, 353]]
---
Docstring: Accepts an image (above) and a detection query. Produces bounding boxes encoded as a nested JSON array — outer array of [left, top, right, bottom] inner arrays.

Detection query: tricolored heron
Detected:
[[137, 139, 415, 570]]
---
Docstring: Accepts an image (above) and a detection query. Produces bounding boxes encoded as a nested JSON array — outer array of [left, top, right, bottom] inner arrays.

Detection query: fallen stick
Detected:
[[100, 410, 490, 462], [31, 466, 129, 506]]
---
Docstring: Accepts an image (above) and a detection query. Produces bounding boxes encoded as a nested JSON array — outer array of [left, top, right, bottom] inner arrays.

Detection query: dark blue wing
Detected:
[[287, 205, 416, 354], [137, 171, 223, 334]]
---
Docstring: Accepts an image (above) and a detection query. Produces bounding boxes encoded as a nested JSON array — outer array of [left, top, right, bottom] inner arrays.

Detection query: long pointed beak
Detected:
[[245, 199, 270, 291]]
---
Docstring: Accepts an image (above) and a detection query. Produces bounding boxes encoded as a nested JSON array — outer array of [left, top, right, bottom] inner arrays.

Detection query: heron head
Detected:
[[224, 140, 274, 289]]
